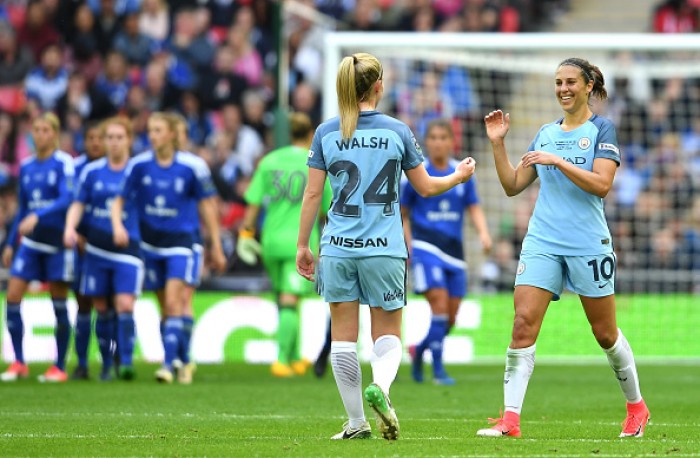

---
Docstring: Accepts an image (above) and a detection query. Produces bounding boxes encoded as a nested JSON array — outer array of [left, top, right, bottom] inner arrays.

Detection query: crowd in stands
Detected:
[[0, 0, 697, 293]]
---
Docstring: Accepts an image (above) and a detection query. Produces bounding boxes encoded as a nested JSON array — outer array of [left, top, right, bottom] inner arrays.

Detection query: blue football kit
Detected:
[[76, 157, 143, 297], [119, 150, 216, 290], [8, 150, 75, 282], [401, 158, 479, 298]]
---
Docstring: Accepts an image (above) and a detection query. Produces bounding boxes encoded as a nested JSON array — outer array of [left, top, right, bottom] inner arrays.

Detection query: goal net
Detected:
[[322, 33, 700, 361]]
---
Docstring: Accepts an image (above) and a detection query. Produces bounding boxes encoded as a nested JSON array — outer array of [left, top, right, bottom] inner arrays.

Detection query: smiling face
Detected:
[[555, 65, 593, 115]]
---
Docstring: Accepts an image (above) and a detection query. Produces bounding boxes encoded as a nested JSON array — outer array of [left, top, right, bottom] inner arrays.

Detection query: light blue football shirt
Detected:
[[308, 111, 424, 258], [523, 115, 620, 255]]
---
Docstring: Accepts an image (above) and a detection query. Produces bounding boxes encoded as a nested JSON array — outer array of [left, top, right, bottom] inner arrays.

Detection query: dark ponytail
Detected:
[[559, 57, 608, 101]]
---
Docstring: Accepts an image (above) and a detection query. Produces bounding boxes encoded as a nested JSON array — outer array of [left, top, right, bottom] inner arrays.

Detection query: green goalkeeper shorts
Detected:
[[263, 256, 313, 296]]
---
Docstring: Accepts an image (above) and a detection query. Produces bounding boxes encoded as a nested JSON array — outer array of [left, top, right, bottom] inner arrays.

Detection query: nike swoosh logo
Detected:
[[540, 142, 550, 147], [598, 283, 609, 289]]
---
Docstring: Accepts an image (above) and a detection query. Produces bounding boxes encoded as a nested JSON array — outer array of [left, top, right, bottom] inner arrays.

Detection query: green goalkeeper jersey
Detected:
[[245, 145, 332, 259]]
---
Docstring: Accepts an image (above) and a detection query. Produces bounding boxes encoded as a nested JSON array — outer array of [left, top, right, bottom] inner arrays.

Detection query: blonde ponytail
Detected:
[[336, 53, 383, 140]]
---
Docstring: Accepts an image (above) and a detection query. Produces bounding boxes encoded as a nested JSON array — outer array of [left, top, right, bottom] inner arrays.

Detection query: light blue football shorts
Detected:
[[316, 255, 407, 311], [515, 251, 616, 301]]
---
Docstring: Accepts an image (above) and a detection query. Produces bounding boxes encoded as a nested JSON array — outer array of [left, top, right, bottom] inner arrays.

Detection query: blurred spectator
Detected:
[[179, 90, 213, 147], [17, 0, 61, 62], [168, 7, 215, 79], [138, 0, 169, 44], [0, 20, 32, 116], [343, 0, 383, 31], [227, 25, 263, 87], [113, 12, 155, 67], [94, 0, 125, 55], [0, 111, 20, 177], [198, 45, 248, 110], [56, 71, 115, 126], [87, 0, 141, 16], [290, 81, 321, 126], [67, 3, 102, 82], [652, 0, 698, 33], [25, 43, 68, 111], [208, 0, 239, 31], [142, 58, 173, 111], [93, 50, 131, 111], [234, 5, 274, 70], [215, 103, 265, 181], [0, 20, 33, 87], [242, 89, 271, 144]]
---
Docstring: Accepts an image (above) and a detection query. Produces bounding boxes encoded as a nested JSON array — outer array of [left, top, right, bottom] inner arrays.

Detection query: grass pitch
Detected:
[[0, 362, 698, 457]]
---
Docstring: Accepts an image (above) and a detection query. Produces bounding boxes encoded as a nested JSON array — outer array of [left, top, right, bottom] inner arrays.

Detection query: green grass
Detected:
[[1, 362, 698, 457]]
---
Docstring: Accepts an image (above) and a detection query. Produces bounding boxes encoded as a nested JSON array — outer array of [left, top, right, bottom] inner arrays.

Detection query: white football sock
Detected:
[[503, 344, 536, 415], [331, 341, 366, 429], [370, 334, 402, 395], [604, 329, 642, 404]]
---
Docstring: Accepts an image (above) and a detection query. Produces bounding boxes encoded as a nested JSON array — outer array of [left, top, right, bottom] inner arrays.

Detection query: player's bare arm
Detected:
[[485, 110, 537, 196], [523, 152, 617, 198], [296, 167, 326, 281]]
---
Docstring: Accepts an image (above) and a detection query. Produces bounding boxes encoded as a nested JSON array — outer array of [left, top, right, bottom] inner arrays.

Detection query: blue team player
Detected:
[[1, 113, 75, 383], [64, 117, 142, 381], [401, 119, 492, 385], [477, 58, 649, 439], [69, 121, 106, 380], [111, 112, 225, 384], [296, 52, 476, 441], [169, 114, 226, 384]]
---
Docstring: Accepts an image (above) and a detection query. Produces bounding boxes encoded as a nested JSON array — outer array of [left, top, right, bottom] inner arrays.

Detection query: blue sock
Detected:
[[117, 312, 135, 367], [426, 315, 449, 377], [6, 302, 24, 363], [178, 316, 194, 364], [53, 299, 71, 371], [163, 317, 183, 371], [96, 310, 115, 374], [74, 312, 92, 369]]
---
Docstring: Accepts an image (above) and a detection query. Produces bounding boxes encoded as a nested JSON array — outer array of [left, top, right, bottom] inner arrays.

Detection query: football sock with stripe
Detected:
[[331, 341, 366, 429]]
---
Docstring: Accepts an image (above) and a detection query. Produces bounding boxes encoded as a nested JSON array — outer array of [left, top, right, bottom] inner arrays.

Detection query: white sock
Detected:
[[370, 334, 402, 395], [503, 344, 536, 415], [604, 329, 642, 404], [331, 341, 366, 429]]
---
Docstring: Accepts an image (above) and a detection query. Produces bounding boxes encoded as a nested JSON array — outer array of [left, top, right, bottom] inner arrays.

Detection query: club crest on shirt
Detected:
[[578, 137, 591, 149], [517, 261, 526, 275]]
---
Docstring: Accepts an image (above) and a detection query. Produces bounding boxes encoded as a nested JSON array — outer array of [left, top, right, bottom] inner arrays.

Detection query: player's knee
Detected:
[[511, 313, 538, 347], [591, 324, 617, 349]]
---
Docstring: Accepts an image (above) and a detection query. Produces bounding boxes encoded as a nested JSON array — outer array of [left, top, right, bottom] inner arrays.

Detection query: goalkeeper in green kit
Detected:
[[237, 112, 332, 377]]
